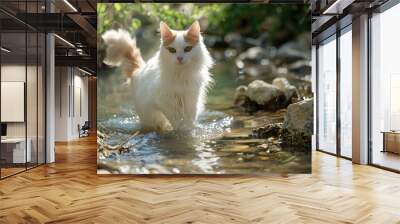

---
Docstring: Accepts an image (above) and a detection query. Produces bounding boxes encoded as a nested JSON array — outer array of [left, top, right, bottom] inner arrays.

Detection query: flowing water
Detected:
[[97, 50, 311, 174]]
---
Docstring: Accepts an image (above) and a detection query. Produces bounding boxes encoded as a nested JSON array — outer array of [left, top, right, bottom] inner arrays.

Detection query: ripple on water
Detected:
[[98, 109, 310, 174]]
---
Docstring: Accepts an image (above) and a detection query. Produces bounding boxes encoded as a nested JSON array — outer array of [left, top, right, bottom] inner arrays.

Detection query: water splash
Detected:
[[99, 110, 236, 173], [98, 109, 310, 174]]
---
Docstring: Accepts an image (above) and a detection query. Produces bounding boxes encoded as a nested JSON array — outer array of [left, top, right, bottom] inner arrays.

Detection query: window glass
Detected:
[[371, 3, 400, 171], [317, 35, 337, 154], [340, 27, 352, 158]]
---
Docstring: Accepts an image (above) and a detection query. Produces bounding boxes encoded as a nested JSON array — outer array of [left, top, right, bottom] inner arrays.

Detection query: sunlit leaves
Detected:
[[97, 3, 310, 45], [131, 18, 141, 30]]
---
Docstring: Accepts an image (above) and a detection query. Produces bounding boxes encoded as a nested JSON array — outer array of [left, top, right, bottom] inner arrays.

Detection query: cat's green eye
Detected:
[[167, 47, 176, 53], [184, 46, 193, 52]]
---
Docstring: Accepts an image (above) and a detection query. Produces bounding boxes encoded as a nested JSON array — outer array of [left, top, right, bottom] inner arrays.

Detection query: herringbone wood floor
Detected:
[[1, 136, 400, 224]]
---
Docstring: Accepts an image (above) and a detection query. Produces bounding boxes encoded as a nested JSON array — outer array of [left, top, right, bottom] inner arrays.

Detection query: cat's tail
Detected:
[[102, 29, 145, 81]]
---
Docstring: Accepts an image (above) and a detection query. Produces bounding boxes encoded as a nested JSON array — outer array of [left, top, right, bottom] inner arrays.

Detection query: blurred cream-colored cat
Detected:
[[102, 21, 214, 132]]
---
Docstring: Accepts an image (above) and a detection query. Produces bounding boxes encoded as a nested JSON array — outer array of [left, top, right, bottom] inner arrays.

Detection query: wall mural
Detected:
[[97, 3, 312, 175]]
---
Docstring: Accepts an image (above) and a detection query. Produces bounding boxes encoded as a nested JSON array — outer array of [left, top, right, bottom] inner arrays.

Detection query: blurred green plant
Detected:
[[98, 3, 310, 46]]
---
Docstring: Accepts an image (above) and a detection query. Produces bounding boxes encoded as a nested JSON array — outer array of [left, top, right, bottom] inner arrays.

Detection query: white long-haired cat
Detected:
[[102, 21, 214, 132]]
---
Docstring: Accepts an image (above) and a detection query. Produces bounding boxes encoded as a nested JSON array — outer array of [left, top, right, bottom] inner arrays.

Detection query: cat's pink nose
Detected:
[[177, 57, 183, 63]]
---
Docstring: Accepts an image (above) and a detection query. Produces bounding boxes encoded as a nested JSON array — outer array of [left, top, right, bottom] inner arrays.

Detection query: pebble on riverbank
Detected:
[[233, 78, 300, 112], [248, 98, 313, 152]]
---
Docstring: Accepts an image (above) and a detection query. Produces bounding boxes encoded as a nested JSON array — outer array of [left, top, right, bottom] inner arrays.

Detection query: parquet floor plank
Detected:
[[0, 136, 399, 223]]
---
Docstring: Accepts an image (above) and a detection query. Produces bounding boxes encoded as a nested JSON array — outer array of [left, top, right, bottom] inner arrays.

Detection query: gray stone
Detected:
[[243, 66, 263, 77], [251, 123, 283, 139], [281, 98, 314, 149], [224, 32, 243, 49], [272, 77, 298, 104], [275, 44, 306, 63], [239, 47, 266, 62], [234, 85, 249, 107], [288, 60, 311, 77], [224, 48, 238, 59], [247, 80, 282, 106]]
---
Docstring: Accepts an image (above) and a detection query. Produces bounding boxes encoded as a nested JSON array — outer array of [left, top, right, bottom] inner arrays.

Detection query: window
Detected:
[[0, 1, 47, 179], [370, 3, 400, 171], [339, 26, 352, 158], [317, 35, 337, 154]]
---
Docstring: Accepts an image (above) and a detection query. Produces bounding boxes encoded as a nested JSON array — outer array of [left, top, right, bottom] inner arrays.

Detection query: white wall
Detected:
[[54, 67, 89, 141], [1, 65, 41, 138], [1, 64, 46, 164], [55, 67, 69, 141], [1, 65, 26, 139]]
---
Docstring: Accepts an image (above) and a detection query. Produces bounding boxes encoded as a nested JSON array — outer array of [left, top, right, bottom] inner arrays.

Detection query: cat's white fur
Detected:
[[102, 21, 213, 132]]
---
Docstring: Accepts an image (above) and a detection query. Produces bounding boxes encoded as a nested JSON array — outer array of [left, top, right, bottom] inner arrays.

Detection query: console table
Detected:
[[382, 131, 400, 154], [1, 138, 31, 164]]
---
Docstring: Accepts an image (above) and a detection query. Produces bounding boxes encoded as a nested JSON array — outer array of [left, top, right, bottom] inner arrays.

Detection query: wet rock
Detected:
[[235, 59, 245, 69], [276, 67, 289, 76], [236, 62, 276, 78], [247, 80, 279, 104], [224, 33, 244, 49], [247, 66, 264, 77], [233, 80, 292, 112], [247, 80, 286, 111], [257, 143, 269, 150], [297, 83, 313, 99], [259, 156, 270, 161], [244, 37, 262, 47], [234, 93, 258, 113], [251, 123, 283, 139], [283, 98, 313, 135], [257, 32, 269, 44], [220, 145, 256, 153], [234, 85, 248, 107], [204, 35, 228, 49], [275, 41, 308, 64], [288, 60, 311, 77], [212, 51, 225, 61], [268, 145, 281, 153], [271, 151, 291, 161], [258, 150, 268, 155], [235, 47, 277, 78], [294, 33, 311, 58], [224, 48, 238, 59], [281, 98, 313, 150], [238, 47, 266, 64], [242, 154, 256, 160], [235, 85, 247, 99], [272, 77, 299, 104]]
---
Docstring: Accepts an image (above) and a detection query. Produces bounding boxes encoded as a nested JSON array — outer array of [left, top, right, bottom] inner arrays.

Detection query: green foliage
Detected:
[[207, 4, 310, 44], [97, 3, 310, 45]]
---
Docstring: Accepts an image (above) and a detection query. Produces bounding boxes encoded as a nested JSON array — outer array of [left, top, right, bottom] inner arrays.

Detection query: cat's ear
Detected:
[[160, 21, 175, 46], [185, 21, 200, 45]]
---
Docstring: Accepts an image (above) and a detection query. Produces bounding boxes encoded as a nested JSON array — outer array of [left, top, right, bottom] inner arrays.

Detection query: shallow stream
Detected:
[[97, 57, 311, 174]]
